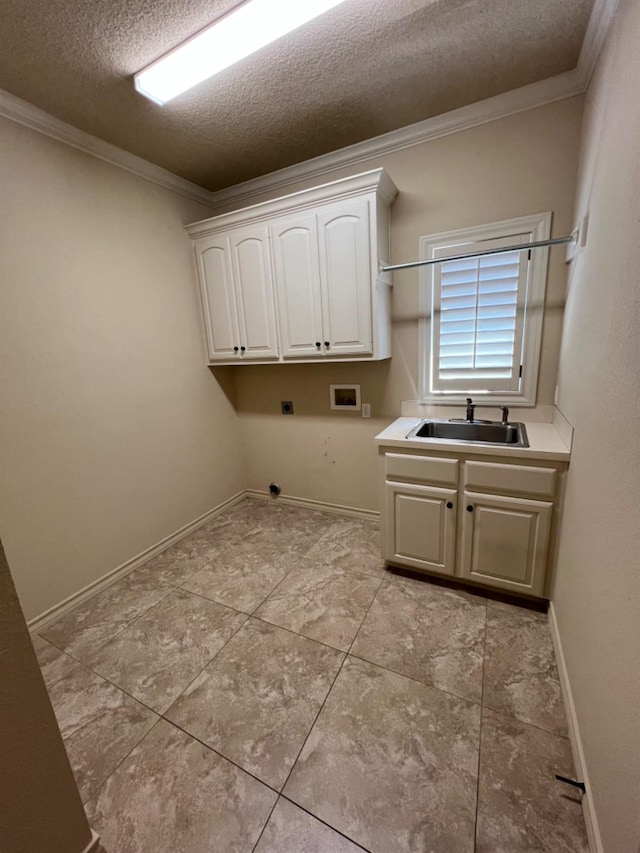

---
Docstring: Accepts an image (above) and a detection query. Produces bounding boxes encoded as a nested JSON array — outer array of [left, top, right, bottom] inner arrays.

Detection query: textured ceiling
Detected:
[[0, 0, 593, 191]]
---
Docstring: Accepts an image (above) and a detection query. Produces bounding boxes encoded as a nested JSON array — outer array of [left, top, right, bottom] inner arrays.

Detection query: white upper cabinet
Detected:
[[194, 226, 278, 362], [270, 213, 323, 358], [197, 235, 239, 361], [317, 199, 372, 357], [228, 225, 279, 360], [187, 169, 398, 365]]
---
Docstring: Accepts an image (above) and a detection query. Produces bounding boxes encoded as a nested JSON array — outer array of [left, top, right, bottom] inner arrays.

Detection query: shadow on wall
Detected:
[[207, 365, 238, 409], [219, 360, 394, 418]]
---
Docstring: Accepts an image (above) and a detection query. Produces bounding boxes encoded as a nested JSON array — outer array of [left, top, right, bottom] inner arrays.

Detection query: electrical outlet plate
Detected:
[[362, 403, 371, 418], [566, 213, 589, 262]]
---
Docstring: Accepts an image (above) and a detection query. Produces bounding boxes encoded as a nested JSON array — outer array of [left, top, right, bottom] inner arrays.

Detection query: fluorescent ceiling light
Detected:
[[134, 0, 349, 105]]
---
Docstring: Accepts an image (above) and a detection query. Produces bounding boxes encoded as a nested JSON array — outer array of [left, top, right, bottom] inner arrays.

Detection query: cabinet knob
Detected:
[[315, 341, 321, 348], [324, 341, 330, 348], [467, 505, 474, 512], [233, 346, 239, 352], [446, 501, 453, 509], [240, 346, 246, 352]]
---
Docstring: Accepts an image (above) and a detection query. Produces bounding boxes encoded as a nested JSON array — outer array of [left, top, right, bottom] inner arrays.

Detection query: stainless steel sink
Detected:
[[406, 420, 529, 447]]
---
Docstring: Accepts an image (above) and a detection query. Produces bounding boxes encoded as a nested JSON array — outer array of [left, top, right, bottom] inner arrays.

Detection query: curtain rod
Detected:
[[379, 234, 574, 273]]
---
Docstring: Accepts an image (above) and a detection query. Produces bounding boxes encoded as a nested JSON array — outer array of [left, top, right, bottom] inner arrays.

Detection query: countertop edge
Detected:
[[375, 418, 571, 462]]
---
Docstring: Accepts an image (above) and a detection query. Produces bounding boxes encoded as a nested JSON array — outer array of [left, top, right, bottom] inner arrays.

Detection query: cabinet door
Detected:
[[384, 481, 457, 575], [270, 214, 323, 358], [229, 225, 279, 360], [317, 199, 373, 356], [460, 492, 552, 596], [195, 235, 241, 361]]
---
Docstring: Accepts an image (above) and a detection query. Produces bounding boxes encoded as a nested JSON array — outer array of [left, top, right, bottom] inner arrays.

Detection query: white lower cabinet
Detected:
[[459, 491, 552, 596], [384, 481, 457, 575], [381, 450, 564, 598]]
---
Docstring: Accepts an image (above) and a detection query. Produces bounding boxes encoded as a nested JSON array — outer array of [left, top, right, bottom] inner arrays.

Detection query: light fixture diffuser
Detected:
[[134, 0, 349, 105]]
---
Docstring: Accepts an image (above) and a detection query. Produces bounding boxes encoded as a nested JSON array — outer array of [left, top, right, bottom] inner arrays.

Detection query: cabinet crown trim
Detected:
[[186, 168, 398, 238]]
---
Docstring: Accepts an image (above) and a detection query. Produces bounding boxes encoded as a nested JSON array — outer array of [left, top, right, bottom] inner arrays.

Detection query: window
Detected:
[[419, 213, 551, 406]]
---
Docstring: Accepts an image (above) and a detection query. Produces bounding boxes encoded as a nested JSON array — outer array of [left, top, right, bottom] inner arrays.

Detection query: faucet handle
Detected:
[[465, 397, 476, 422]]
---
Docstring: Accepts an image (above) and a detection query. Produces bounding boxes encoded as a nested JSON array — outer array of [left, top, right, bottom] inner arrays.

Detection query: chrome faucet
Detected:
[[464, 397, 509, 424], [465, 398, 476, 422]]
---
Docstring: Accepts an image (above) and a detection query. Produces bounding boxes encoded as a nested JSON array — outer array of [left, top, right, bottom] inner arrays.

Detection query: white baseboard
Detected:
[[82, 829, 105, 853], [245, 489, 380, 521], [28, 490, 246, 634], [28, 489, 376, 634], [548, 602, 602, 853]]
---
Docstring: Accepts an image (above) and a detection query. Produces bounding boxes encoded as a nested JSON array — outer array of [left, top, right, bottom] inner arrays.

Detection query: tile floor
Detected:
[[33, 498, 589, 852]]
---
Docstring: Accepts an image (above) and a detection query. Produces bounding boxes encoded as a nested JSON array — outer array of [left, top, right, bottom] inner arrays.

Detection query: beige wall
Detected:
[[551, 0, 640, 850], [233, 98, 583, 509], [0, 118, 245, 622], [0, 540, 98, 853]]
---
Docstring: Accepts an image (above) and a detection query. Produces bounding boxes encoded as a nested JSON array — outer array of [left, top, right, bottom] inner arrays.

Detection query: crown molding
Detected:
[[206, 70, 585, 212], [186, 167, 397, 236], [575, 0, 620, 86], [0, 89, 215, 207], [0, 0, 617, 210], [201, 0, 620, 212]]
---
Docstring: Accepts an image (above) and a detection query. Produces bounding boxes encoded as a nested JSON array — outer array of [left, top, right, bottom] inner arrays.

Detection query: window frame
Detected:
[[418, 212, 552, 407]]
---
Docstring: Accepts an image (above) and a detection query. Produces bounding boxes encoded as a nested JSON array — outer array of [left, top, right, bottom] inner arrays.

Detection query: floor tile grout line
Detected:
[[178, 524, 335, 617], [43, 645, 167, 718], [39, 503, 370, 635], [277, 652, 349, 796], [39, 506, 348, 666], [39, 583, 175, 660], [171, 583, 250, 616], [37, 507, 383, 820], [249, 792, 281, 853], [345, 650, 483, 708], [35, 637, 167, 717], [274, 794, 372, 852], [479, 704, 571, 740], [38, 516, 352, 713], [473, 601, 489, 853], [42, 605, 490, 718], [39, 611, 251, 721], [82, 715, 165, 810], [474, 703, 484, 853], [39, 593, 569, 742], [250, 613, 351, 654], [267, 550, 387, 591], [346, 575, 385, 656], [158, 612, 252, 715], [160, 716, 286, 796], [41, 503, 577, 847], [480, 607, 569, 739], [236, 515, 364, 615]]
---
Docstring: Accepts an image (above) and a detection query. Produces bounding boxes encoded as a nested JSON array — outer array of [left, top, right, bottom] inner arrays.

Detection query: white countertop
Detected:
[[375, 417, 571, 462]]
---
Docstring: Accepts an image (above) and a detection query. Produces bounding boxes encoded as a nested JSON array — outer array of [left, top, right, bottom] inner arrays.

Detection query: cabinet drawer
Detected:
[[464, 460, 556, 498], [385, 452, 458, 485]]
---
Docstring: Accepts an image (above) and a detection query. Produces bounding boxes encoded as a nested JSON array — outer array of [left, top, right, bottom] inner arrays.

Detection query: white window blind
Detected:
[[419, 213, 551, 405], [431, 239, 529, 392]]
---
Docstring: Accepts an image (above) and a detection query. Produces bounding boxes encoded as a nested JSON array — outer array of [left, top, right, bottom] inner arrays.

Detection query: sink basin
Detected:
[[406, 420, 529, 447]]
